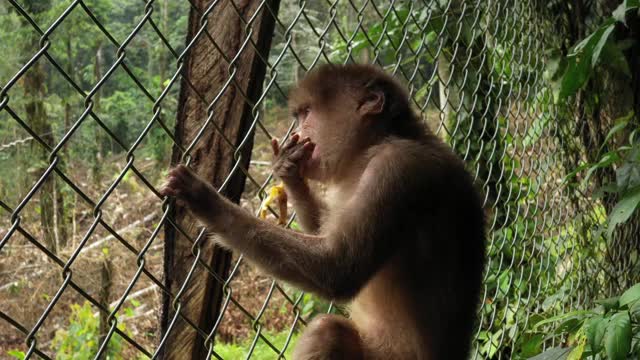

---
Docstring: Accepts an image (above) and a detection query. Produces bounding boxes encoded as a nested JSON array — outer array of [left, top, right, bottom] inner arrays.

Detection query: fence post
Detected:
[[160, 1, 280, 359]]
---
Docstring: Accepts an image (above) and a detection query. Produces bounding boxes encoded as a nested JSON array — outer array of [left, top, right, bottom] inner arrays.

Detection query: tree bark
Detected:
[[92, 43, 104, 183], [160, 1, 280, 359], [24, 60, 56, 255], [97, 257, 113, 360], [159, 0, 169, 87], [22, 0, 56, 254]]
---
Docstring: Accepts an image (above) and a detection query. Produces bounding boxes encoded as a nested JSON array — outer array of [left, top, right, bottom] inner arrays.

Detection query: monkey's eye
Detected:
[[299, 106, 310, 120], [291, 105, 310, 123]]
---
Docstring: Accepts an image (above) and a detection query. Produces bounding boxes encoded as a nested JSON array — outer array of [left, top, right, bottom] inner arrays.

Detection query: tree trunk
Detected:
[[22, 0, 55, 254], [56, 32, 75, 251], [159, 0, 169, 87], [92, 43, 104, 184], [24, 60, 56, 255], [53, 180, 67, 250], [159, 1, 281, 359], [97, 257, 113, 360]]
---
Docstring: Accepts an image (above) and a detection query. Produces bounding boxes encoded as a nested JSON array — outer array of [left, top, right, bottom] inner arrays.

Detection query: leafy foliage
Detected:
[[0, 0, 186, 205], [565, 111, 640, 238], [213, 331, 299, 360], [546, 1, 638, 102], [523, 2, 640, 358], [528, 282, 640, 359], [52, 301, 127, 359]]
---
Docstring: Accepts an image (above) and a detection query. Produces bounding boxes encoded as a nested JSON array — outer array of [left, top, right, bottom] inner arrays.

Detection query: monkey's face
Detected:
[[293, 97, 364, 181], [292, 103, 323, 180], [289, 65, 389, 181]]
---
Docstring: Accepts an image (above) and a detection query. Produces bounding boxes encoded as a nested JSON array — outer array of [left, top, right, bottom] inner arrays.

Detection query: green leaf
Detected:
[[415, 84, 430, 103], [589, 25, 615, 66], [553, 318, 583, 337], [124, 307, 134, 317], [616, 161, 640, 194], [582, 151, 621, 187], [619, 283, 640, 306], [523, 113, 551, 147], [533, 310, 592, 330], [593, 183, 620, 199], [604, 312, 631, 360], [425, 30, 437, 45], [601, 41, 632, 77], [554, 55, 590, 102], [555, 20, 617, 102], [481, 329, 503, 357], [585, 315, 608, 353], [526, 346, 572, 360], [544, 49, 566, 82], [630, 300, 640, 318], [613, 0, 640, 25], [7, 350, 26, 360], [567, 338, 585, 360], [601, 112, 633, 150], [570, 19, 614, 57], [498, 270, 511, 295], [607, 186, 640, 238], [520, 334, 544, 357], [617, 38, 637, 51], [597, 296, 620, 312], [564, 162, 591, 183]]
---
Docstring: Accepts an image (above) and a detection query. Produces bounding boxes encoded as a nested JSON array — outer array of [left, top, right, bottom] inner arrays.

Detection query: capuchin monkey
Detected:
[[160, 64, 486, 359]]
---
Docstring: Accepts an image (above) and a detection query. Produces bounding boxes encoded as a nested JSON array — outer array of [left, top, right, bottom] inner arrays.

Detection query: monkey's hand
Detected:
[[271, 133, 315, 185], [160, 165, 222, 221]]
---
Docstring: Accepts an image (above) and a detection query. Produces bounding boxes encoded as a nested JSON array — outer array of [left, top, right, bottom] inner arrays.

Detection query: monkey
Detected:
[[160, 64, 486, 359]]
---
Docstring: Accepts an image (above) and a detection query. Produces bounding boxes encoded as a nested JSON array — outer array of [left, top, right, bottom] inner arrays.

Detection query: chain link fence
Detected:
[[0, 0, 631, 359]]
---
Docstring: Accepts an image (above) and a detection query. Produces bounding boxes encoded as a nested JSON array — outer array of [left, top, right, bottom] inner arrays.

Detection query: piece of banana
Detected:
[[259, 183, 288, 226]]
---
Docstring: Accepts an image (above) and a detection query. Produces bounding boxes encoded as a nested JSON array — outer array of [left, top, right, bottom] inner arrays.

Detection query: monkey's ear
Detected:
[[357, 90, 385, 116]]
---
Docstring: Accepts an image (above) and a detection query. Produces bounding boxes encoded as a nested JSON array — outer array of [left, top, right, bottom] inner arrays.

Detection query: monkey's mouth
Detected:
[[301, 144, 321, 176]]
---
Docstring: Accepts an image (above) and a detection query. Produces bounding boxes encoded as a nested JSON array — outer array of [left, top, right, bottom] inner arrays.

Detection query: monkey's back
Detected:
[[409, 136, 485, 359], [353, 136, 486, 360]]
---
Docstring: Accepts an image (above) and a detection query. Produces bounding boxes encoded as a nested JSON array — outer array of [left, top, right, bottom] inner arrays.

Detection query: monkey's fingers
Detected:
[[159, 182, 183, 197], [282, 133, 300, 151], [285, 137, 310, 155], [271, 138, 280, 156], [163, 165, 208, 201], [161, 188, 180, 197], [289, 141, 315, 161], [169, 165, 201, 185], [168, 165, 190, 179]]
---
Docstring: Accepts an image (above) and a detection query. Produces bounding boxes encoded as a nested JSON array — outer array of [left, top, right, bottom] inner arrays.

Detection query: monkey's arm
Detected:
[[282, 180, 326, 233], [162, 160, 402, 300], [210, 187, 392, 300]]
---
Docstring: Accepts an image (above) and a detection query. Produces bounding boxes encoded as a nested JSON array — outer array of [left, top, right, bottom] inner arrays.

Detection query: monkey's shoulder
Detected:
[[367, 137, 480, 209], [372, 137, 469, 180]]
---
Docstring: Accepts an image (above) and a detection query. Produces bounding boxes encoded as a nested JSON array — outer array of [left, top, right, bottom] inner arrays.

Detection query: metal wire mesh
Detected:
[[0, 0, 623, 359]]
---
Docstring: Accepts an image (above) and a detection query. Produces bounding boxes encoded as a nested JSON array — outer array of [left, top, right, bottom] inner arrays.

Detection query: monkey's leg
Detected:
[[293, 315, 365, 360]]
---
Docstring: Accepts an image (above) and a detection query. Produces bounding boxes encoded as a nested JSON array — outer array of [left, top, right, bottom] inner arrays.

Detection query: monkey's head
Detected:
[[288, 64, 423, 181]]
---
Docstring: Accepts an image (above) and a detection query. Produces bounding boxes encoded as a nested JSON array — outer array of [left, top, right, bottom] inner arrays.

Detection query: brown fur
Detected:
[[161, 64, 486, 359]]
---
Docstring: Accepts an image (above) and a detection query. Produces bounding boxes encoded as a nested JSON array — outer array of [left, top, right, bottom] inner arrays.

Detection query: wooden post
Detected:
[[160, 1, 280, 359], [98, 257, 112, 360]]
